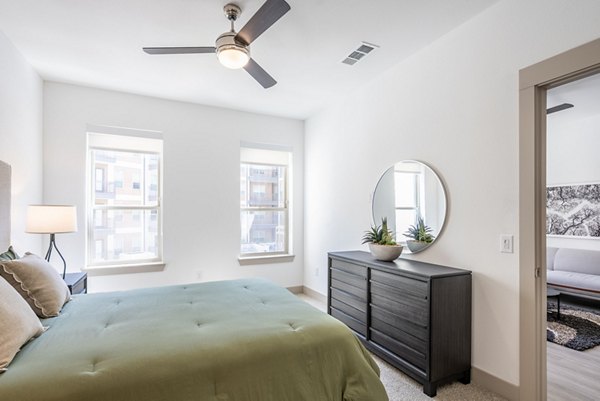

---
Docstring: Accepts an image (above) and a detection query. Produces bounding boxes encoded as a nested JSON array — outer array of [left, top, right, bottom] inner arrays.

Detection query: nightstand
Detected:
[[64, 272, 87, 295]]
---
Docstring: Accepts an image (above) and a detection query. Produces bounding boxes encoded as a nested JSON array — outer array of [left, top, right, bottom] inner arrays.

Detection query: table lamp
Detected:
[[26, 205, 77, 278]]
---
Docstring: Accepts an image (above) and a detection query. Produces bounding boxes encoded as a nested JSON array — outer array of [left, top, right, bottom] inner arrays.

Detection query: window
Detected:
[[240, 146, 291, 258], [87, 132, 163, 268], [394, 163, 425, 235], [95, 167, 105, 192]]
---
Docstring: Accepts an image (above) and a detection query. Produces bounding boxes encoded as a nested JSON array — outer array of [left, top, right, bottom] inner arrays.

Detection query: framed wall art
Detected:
[[547, 183, 600, 238]]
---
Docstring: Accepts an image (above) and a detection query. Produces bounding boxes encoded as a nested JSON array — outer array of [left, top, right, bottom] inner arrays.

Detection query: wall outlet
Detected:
[[314, 267, 319, 277], [500, 235, 514, 253], [195, 270, 203, 280]]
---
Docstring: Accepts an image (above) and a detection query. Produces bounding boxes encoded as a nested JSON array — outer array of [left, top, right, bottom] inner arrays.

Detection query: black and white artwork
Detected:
[[547, 184, 600, 238]]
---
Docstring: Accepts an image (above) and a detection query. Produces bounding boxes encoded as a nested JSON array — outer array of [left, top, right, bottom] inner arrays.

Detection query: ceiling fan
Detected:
[[143, 0, 291, 89]]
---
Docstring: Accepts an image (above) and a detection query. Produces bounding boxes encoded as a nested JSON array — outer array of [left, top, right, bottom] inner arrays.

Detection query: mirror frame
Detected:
[[372, 160, 448, 254]]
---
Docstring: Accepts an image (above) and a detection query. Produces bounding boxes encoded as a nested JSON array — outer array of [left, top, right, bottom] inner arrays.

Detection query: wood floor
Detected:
[[548, 342, 600, 401], [547, 295, 600, 401]]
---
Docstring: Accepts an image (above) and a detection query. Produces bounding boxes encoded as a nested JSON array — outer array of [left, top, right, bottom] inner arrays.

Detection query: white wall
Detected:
[[43, 82, 304, 293], [304, 0, 600, 387], [0, 30, 43, 254], [547, 114, 600, 251]]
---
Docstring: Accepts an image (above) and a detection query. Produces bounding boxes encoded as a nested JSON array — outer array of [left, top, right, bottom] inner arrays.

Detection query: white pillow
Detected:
[[0, 277, 45, 372]]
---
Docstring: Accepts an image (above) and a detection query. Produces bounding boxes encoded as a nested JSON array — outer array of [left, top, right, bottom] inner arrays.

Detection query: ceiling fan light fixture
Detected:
[[216, 31, 250, 69], [143, 0, 291, 87], [217, 46, 250, 69]]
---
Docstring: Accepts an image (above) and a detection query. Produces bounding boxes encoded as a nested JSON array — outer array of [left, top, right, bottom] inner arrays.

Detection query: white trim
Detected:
[[472, 367, 519, 401], [88, 132, 163, 154], [240, 140, 293, 153], [302, 286, 327, 303], [83, 262, 165, 276], [240, 155, 291, 258], [87, 124, 163, 139], [547, 180, 600, 187], [86, 132, 164, 269], [238, 254, 295, 265]]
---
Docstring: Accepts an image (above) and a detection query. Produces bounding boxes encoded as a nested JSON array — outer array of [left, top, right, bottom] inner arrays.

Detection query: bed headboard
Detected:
[[0, 160, 11, 250]]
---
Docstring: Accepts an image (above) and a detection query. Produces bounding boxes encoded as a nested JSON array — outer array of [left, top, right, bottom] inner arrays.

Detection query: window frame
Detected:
[[240, 160, 290, 258], [86, 134, 164, 270], [394, 167, 425, 237]]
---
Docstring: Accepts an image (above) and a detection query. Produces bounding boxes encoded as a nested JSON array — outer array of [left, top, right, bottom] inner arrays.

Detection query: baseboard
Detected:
[[302, 286, 327, 303], [472, 367, 519, 401], [286, 285, 303, 294]]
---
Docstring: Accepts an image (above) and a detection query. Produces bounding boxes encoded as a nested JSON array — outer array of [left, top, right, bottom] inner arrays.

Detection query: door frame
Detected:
[[519, 38, 600, 401]]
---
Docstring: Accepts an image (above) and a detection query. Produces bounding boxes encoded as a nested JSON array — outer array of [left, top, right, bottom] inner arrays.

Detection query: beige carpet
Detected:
[[373, 354, 507, 401]]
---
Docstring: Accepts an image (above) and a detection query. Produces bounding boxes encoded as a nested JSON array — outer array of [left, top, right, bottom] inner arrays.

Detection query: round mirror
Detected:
[[372, 160, 447, 253]]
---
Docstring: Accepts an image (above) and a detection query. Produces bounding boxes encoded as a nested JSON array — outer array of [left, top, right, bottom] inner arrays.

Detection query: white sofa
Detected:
[[547, 247, 600, 300]]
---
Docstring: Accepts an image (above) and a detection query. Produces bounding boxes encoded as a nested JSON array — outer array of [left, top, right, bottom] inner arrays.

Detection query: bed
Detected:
[[0, 161, 388, 401]]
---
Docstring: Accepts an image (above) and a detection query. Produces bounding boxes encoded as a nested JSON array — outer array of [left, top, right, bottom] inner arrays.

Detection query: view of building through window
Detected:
[[89, 142, 161, 266], [240, 163, 287, 255], [394, 169, 422, 235]]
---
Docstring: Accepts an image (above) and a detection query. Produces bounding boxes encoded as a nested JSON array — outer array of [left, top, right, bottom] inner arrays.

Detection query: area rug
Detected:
[[547, 302, 600, 351]]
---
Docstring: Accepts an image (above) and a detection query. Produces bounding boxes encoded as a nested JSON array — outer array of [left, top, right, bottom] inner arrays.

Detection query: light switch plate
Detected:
[[501, 235, 514, 253]]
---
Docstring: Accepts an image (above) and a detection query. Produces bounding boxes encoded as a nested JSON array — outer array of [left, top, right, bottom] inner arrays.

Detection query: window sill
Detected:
[[83, 262, 166, 276], [238, 254, 295, 266]]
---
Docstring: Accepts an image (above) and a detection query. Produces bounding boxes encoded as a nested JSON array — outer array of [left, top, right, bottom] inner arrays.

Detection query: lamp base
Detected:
[[45, 233, 67, 279]]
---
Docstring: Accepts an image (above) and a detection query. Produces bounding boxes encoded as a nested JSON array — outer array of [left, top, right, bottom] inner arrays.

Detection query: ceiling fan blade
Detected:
[[243, 58, 277, 88], [235, 0, 291, 46], [143, 47, 216, 55]]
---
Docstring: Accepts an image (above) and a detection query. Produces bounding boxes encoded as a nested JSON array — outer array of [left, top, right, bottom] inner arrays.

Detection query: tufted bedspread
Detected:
[[0, 278, 388, 401]]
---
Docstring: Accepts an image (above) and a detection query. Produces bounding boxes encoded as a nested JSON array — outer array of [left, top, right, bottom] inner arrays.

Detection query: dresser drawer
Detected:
[[331, 268, 367, 290], [370, 328, 426, 371], [331, 307, 367, 337], [330, 258, 367, 277], [370, 291, 428, 328], [331, 278, 365, 299], [371, 270, 428, 299], [331, 288, 367, 313], [371, 305, 427, 340], [371, 315, 427, 355], [331, 297, 366, 323]]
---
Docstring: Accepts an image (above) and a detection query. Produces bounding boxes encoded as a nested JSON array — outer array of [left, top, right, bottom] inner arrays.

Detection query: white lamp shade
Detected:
[[217, 48, 250, 69], [26, 205, 78, 234]]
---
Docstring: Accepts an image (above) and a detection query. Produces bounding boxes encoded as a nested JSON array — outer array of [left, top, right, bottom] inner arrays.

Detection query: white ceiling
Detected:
[[0, 0, 499, 120], [547, 72, 600, 125]]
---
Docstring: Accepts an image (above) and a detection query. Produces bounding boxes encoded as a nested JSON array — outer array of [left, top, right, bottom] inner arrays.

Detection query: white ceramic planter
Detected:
[[406, 240, 431, 253], [368, 243, 403, 262]]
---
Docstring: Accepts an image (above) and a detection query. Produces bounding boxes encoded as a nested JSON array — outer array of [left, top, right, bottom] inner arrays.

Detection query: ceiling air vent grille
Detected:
[[342, 42, 379, 66]]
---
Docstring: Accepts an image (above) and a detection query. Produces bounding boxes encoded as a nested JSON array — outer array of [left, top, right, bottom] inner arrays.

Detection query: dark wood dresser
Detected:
[[327, 251, 471, 397]]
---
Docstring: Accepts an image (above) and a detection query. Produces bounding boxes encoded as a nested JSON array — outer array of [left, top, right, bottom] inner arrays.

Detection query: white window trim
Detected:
[[86, 130, 164, 272], [394, 165, 428, 223], [239, 144, 293, 263]]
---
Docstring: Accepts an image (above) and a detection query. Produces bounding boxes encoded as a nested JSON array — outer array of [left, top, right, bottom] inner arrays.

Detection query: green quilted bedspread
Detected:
[[0, 278, 388, 401]]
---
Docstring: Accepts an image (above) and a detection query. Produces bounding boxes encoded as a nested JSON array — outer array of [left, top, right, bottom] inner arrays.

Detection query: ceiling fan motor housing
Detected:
[[216, 31, 250, 69]]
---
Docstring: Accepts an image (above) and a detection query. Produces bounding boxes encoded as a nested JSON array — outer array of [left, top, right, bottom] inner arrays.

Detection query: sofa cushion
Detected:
[[546, 247, 558, 271], [547, 270, 600, 294], [554, 248, 600, 275]]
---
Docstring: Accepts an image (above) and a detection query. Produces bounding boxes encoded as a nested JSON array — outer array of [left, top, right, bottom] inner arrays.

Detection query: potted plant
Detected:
[[362, 217, 403, 261], [404, 216, 435, 253]]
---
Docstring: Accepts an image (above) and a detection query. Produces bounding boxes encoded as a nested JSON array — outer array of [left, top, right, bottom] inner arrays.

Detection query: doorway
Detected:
[[545, 73, 600, 401], [519, 38, 600, 401]]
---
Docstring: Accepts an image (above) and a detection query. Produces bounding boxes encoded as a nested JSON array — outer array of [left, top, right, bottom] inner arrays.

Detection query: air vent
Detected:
[[342, 42, 379, 66]]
